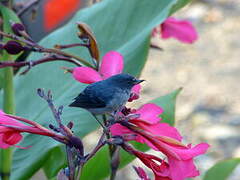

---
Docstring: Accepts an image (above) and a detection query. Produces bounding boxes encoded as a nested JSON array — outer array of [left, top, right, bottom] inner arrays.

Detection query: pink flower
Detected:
[[135, 153, 170, 180], [110, 103, 182, 150], [136, 131, 209, 180], [72, 51, 141, 101], [111, 103, 210, 180], [125, 121, 209, 180], [124, 144, 170, 180], [152, 17, 198, 44], [124, 141, 209, 180], [0, 110, 61, 148]]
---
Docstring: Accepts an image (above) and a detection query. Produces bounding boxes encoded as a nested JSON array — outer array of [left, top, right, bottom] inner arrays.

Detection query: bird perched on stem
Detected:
[[69, 73, 144, 118]]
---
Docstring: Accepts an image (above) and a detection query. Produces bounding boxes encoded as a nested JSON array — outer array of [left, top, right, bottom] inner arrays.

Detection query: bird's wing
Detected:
[[69, 85, 106, 108]]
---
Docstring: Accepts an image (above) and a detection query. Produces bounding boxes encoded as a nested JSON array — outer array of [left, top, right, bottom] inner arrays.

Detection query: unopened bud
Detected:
[[67, 121, 74, 129], [3, 41, 24, 55], [47, 90, 52, 100], [37, 88, 45, 97], [58, 105, 64, 115], [11, 23, 25, 36], [69, 136, 84, 155]]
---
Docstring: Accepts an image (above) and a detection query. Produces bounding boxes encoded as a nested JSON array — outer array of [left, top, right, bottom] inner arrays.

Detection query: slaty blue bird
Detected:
[[69, 73, 144, 127]]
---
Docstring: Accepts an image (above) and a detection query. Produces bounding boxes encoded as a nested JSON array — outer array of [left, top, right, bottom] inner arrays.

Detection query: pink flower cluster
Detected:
[[71, 49, 209, 180], [111, 103, 209, 180], [152, 17, 198, 44]]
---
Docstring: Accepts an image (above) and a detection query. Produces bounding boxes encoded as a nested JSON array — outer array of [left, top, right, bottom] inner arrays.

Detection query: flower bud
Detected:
[[3, 41, 24, 55], [11, 23, 25, 36]]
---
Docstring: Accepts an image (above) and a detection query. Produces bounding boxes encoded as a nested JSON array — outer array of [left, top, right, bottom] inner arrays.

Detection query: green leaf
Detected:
[[154, 87, 182, 126], [8, 0, 180, 179], [0, 5, 21, 39], [203, 158, 240, 180], [170, 0, 192, 15], [43, 146, 67, 178], [81, 88, 182, 179]]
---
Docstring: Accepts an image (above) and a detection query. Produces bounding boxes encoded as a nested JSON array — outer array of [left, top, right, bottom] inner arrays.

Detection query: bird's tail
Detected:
[[69, 101, 77, 107]]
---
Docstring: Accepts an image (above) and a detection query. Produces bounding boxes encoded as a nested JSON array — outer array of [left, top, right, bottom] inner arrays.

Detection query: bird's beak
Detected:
[[135, 79, 145, 84]]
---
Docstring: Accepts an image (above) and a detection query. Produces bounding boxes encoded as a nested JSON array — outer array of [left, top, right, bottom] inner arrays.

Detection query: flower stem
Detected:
[[0, 62, 15, 180], [110, 147, 120, 180], [102, 115, 118, 180]]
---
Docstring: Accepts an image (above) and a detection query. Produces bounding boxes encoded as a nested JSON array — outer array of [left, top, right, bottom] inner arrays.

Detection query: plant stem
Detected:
[[102, 115, 118, 180], [110, 147, 120, 180], [0, 63, 15, 180], [66, 146, 75, 180], [0, 31, 95, 69]]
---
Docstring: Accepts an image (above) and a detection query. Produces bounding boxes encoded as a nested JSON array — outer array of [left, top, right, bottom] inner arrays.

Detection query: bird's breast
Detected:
[[106, 89, 130, 110]]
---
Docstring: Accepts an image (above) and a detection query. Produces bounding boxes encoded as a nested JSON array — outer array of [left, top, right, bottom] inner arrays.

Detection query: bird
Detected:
[[69, 73, 144, 117]]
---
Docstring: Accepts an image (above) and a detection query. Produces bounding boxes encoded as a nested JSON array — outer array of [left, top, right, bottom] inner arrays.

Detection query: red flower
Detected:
[[152, 17, 198, 44], [124, 144, 170, 180], [0, 110, 62, 148], [72, 51, 141, 101], [124, 142, 209, 180]]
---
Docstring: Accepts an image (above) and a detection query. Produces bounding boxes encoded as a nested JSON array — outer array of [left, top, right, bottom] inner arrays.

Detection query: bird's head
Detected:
[[107, 73, 144, 89]]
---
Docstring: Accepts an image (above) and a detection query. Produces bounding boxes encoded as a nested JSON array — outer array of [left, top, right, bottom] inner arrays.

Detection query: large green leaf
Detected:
[[81, 88, 182, 179], [43, 146, 67, 179], [7, 0, 181, 179], [203, 158, 240, 180], [154, 87, 182, 126]]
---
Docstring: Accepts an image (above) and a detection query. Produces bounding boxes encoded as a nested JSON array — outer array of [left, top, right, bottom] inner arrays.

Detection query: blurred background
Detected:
[[8, 0, 240, 179], [135, 0, 240, 179]]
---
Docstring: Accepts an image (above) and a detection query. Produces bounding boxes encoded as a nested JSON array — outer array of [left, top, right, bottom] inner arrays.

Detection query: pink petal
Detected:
[[110, 123, 132, 136], [154, 160, 171, 179], [0, 110, 25, 127], [128, 84, 142, 102], [0, 134, 11, 149], [72, 67, 102, 84], [155, 175, 171, 180], [168, 158, 200, 180], [133, 166, 151, 180], [0, 131, 23, 148], [99, 51, 124, 79], [132, 84, 141, 95], [138, 122, 182, 141], [169, 143, 210, 160], [161, 17, 198, 44], [3, 131, 23, 145], [135, 103, 164, 124]]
